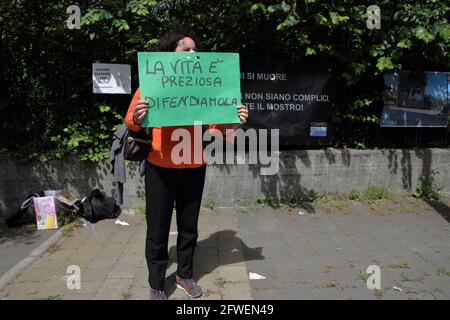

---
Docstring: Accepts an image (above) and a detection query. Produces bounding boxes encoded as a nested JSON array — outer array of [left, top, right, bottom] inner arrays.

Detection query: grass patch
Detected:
[[437, 266, 450, 277], [315, 193, 346, 204], [314, 193, 350, 213], [324, 282, 338, 289], [401, 273, 424, 283], [305, 190, 323, 203], [373, 289, 384, 299], [349, 190, 365, 202], [412, 172, 440, 200], [205, 200, 216, 210], [256, 193, 273, 207], [358, 271, 370, 282], [350, 185, 392, 202], [61, 218, 83, 237], [257, 190, 326, 209], [388, 261, 410, 269], [136, 205, 146, 216], [279, 190, 325, 210]]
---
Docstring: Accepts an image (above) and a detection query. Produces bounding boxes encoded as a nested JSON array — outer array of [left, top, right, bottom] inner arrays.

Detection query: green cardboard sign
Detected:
[[138, 52, 241, 127]]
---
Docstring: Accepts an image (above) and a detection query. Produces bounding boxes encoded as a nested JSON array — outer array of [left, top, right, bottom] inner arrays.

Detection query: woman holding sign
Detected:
[[125, 29, 248, 300]]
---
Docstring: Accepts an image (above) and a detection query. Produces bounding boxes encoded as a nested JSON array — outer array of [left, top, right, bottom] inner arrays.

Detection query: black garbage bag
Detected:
[[5, 193, 42, 227], [77, 189, 121, 223]]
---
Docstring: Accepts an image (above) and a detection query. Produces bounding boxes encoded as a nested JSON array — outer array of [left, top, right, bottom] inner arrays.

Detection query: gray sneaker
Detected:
[[175, 275, 202, 298], [149, 288, 167, 300]]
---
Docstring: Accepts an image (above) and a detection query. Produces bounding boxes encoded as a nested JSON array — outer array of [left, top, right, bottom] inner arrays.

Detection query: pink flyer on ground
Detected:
[[33, 196, 58, 230]]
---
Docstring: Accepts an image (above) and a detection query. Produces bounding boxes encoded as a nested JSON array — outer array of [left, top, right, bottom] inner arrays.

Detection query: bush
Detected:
[[1, 1, 449, 161]]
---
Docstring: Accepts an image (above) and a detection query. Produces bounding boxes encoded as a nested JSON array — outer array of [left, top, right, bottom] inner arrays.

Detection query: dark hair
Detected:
[[156, 28, 203, 52]]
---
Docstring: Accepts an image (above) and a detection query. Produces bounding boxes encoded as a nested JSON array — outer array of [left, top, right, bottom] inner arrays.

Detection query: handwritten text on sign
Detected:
[[138, 52, 241, 127]]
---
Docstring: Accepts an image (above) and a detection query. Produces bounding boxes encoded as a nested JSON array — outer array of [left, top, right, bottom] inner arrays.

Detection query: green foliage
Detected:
[[1, 0, 449, 159], [349, 186, 392, 201], [373, 289, 384, 300], [280, 190, 323, 208], [388, 261, 410, 269], [349, 190, 365, 201], [205, 200, 216, 210], [329, 11, 349, 25], [358, 271, 370, 282], [376, 57, 395, 72], [401, 273, 425, 283], [301, 190, 322, 203], [60, 217, 83, 237], [412, 172, 441, 200], [136, 205, 146, 216], [128, 0, 157, 16], [256, 193, 273, 206], [437, 266, 450, 277], [48, 103, 122, 161], [365, 185, 392, 200]]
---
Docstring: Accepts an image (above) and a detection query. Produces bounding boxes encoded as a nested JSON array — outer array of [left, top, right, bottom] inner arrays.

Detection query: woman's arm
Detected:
[[124, 88, 149, 132]]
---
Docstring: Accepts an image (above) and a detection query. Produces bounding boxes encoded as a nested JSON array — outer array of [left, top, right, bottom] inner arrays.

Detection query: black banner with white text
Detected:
[[240, 59, 334, 146]]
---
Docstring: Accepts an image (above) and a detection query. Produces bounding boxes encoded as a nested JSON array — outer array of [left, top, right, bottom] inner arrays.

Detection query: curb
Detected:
[[0, 230, 62, 292]]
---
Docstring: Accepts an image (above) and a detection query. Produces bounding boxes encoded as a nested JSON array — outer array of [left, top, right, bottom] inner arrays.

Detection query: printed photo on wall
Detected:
[[381, 71, 450, 127]]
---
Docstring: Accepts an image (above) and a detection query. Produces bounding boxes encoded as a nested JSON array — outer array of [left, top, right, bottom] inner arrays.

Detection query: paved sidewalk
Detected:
[[0, 196, 449, 300], [239, 196, 450, 300], [0, 225, 59, 278], [0, 208, 252, 300], [0, 223, 60, 291]]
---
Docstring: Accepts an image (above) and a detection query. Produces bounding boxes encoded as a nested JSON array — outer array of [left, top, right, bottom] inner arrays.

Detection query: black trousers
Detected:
[[145, 161, 206, 290]]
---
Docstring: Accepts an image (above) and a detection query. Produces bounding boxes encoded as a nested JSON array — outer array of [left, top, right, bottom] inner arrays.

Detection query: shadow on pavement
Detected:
[[424, 198, 450, 224], [0, 222, 45, 246], [164, 229, 264, 297]]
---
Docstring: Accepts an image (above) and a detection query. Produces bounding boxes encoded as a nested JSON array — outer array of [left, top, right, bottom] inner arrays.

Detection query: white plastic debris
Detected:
[[80, 218, 97, 234], [249, 272, 266, 280], [392, 286, 402, 292], [115, 219, 129, 226], [231, 248, 240, 253], [298, 210, 307, 215]]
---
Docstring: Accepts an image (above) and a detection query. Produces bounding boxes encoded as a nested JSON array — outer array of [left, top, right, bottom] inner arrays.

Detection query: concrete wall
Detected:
[[1, 148, 449, 218]]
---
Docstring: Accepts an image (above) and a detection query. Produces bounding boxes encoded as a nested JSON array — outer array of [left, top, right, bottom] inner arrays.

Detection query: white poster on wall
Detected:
[[92, 63, 131, 94]]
